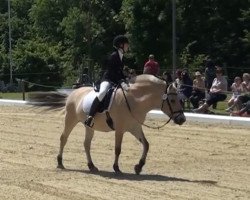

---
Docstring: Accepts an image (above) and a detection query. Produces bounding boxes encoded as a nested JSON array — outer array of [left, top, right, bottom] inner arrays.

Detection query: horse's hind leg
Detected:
[[113, 130, 124, 174], [57, 112, 78, 169], [130, 126, 149, 175], [84, 127, 98, 172]]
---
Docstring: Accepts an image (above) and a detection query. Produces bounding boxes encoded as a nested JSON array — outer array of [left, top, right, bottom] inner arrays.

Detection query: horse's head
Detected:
[[161, 83, 186, 125]]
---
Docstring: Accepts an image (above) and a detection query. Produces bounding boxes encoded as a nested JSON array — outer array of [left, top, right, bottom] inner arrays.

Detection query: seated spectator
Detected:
[[123, 66, 130, 77], [178, 69, 193, 108], [204, 59, 217, 109], [174, 69, 182, 89], [143, 54, 160, 76], [231, 100, 250, 117], [225, 76, 243, 112], [225, 73, 250, 112], [204, 59, 216, 92], [129, 68, 137, 79], [189, 71, 205, 109], [242, 73, 250, 93], [162, 71, 173, 84], [193, 66, 227, 113]]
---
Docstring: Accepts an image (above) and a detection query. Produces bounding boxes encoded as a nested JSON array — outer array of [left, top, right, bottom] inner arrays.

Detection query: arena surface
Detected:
[[0, 105, 249, 200]]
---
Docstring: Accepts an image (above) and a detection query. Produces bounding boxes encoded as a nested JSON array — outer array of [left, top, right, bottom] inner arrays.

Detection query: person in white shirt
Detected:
[[225, 76, 243, 112], [194, 66, 227, 113]]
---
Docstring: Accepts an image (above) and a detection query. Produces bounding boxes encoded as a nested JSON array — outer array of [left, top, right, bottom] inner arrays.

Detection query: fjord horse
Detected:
[[29, 74, 186, 174]]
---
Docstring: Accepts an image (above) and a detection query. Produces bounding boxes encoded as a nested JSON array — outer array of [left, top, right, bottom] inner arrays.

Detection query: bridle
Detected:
[[120, 82, 184, 129], [161, 83, 184, 124]]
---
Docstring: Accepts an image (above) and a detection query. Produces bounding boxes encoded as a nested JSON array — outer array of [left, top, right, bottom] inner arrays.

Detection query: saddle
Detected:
[[82, 85, 117, 130]]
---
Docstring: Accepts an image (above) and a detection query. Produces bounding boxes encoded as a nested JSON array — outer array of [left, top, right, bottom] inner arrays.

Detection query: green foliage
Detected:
[[0, 0, 250, 89], [179, 43, 207, 73], [121, 0, 172, 72], [178, 0, 250, 79], [13, 38, 64, 87]]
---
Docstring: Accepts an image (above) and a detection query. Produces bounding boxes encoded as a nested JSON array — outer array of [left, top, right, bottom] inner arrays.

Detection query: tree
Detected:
[[178, 0, 250, 79], [121, 0, 173, 73]]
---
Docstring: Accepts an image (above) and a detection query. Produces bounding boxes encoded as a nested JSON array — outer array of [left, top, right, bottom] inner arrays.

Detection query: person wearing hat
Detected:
[[143, 54, 160, 76], [85, 35, 129, 127], [189, 71, 206, 109]]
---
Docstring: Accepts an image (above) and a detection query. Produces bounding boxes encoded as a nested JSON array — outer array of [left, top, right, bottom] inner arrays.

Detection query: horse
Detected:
[[28, 74, 186, 175]]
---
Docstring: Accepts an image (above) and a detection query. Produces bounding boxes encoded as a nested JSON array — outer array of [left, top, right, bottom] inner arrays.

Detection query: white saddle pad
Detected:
[[82, 90, 114, 114]]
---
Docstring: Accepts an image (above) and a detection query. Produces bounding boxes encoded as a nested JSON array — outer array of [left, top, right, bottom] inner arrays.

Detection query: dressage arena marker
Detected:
[[1, 99, 250, 127]]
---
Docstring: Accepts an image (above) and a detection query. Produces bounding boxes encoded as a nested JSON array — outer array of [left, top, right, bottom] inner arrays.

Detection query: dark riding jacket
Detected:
[[102, 50, 126, 84]]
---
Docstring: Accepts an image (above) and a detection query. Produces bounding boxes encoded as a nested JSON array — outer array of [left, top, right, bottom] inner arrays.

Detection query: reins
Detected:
[[119, 83, 173, 130]]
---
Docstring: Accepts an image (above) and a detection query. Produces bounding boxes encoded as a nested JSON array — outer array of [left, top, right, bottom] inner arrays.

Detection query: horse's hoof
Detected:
[[88, 162, 99, 173], [114, 169, 123, 175], [90, 166, 99, 173], [57, 164, 65, 169], [134, 164, 142, 175], [113, 164, 122, 174]]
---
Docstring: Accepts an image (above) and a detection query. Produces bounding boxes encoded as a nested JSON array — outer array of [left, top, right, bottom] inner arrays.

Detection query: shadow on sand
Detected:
[[61, 168, 217, 185]]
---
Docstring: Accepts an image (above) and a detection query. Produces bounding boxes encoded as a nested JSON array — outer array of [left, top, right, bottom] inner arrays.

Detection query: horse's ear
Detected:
[[167, 82, 174, 93], [172, 81, 177, 90]]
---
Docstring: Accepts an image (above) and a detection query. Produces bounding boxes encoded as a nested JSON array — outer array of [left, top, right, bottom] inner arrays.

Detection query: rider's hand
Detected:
[[120, 81, 129, 91]]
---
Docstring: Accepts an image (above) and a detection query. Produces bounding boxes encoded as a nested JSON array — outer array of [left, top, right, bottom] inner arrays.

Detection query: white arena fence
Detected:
[[0, 99, 250, 127]]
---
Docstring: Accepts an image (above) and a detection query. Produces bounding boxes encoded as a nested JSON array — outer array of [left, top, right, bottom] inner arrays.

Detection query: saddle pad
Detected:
[[82, 90, 115, 114]]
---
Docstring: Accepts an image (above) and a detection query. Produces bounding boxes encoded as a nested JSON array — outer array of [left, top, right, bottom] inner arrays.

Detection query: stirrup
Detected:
[[85, 116, 94, 128]]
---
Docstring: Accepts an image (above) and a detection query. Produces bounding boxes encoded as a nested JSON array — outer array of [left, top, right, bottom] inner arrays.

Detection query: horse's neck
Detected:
[[129, 82, 164, 112]]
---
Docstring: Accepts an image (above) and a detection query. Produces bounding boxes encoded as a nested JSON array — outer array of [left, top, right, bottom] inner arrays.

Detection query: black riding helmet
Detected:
[[113, 35, 129, 49]]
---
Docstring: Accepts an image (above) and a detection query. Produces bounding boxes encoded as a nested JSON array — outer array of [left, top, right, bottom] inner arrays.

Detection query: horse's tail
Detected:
[[27, 91, 68, 110]]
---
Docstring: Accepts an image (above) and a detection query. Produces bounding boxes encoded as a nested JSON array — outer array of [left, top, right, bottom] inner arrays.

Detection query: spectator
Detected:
[[225, 73, 250, 112], [225, 76, 243, 112], [143, 54, 160, 76], [129, 68, 137, 79], [178, 69, 193, 108], [189, 71, 206, 109], [162, 71, 173, 84], [204, 59, 217, 109], [231, 100, 250, 117], [123, 66, 130, 77], [175, 69, 182, 90], [204, 59, 216, 91], [81, 67, 91, 85], [242, 73, 250, 92], [194, 66, 227, 113]]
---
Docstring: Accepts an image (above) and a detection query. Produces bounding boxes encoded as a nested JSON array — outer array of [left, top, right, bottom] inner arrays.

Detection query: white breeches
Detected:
[[96, 81, 111, 101]]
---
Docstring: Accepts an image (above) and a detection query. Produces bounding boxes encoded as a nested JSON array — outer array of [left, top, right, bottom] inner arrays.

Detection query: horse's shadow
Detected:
[[61, 168, 217, 185]]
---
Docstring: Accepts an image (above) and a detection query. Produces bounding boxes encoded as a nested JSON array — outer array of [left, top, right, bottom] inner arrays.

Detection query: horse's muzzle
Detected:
[[173, 113, 186, 125]]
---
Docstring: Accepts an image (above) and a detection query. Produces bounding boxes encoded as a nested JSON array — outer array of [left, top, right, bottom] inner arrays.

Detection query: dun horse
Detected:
[[29, 74, 186, 175]]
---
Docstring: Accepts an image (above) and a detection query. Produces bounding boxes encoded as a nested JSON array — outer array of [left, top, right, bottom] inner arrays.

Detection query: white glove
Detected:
[[121, 82, 129, 91]]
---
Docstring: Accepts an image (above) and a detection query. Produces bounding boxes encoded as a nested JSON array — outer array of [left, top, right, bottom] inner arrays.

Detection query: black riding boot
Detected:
[[85, 97, 100, 127]]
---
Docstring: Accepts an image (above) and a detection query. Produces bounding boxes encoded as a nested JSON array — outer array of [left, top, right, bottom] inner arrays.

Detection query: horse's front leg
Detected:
[[113, 130, 124, 174], [130, 126, 149, 175], [84, 127, 99, 172]]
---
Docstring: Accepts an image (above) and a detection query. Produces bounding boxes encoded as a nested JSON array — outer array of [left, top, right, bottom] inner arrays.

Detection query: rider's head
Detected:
[[113, 35, 129, 53]]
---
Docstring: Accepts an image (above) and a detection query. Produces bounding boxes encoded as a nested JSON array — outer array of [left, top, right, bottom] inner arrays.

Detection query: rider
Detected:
[[84, 35, 129, 127]]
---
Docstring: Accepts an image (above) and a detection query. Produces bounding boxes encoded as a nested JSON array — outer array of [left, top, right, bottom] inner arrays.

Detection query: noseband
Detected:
[[161, 84, 184, 123]]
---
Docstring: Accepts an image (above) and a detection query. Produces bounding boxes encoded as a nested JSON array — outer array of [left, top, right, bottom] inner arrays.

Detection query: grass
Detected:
[[185, 98, 229, 116], [0, 92, 25, 100], [211, 101, 228, 115]]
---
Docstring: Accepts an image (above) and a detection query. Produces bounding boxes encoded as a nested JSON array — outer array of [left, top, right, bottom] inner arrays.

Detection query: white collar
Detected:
[[118, 49, 123, 61]]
